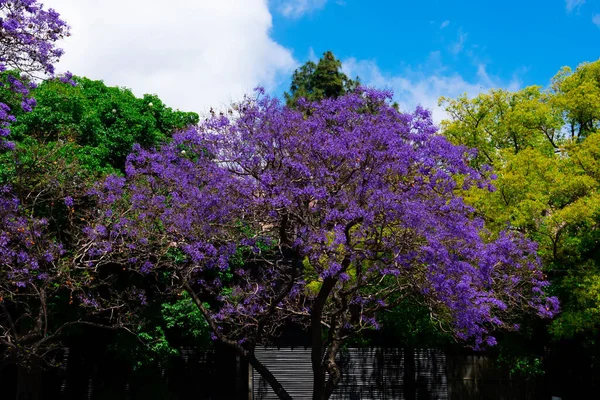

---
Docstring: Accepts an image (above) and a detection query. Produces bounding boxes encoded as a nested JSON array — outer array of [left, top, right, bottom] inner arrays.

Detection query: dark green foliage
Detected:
[[109, 291, 211, 371], [346, 296, 452, 349], [1, 73, 199, 172], [285, 51, 360, 107], [0, 70, 26, 117]]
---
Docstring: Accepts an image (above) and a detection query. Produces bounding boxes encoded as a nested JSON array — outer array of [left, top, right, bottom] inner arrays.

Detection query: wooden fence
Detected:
[[252, 347, 537, 400], [0, 343, 595, 399]]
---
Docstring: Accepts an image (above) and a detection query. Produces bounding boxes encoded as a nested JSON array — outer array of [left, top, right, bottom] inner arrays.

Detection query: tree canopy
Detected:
[[84, 88, 557, 399], [0, 74, 199, 174], [285, 51, 359, 107]]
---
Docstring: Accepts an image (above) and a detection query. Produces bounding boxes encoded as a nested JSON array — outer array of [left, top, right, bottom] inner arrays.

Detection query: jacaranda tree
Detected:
[[0, 4, 148, 397], [0, 146, 148, 399], [0, 0, 70, 151], [0, 1, 73, 396], [85, 88, 558, 400]]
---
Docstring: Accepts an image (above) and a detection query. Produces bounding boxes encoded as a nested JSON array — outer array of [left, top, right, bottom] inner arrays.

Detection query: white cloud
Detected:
[[593, 13, 600, 26], [341, 56, 521, 124], [43, 0, 297, 115], [440, 20, 450, 29], [450, 31, 468, 55], [566, 0, 585, 12], [275, 0, 328, 18], [308, 47, 318, 62]]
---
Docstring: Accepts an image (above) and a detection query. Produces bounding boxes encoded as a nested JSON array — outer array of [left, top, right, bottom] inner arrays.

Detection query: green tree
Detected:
[[1, 74, 199, 174], [439, 86, 562, 168], [550, 60, 600, 140], [285, 51, 359, 107]]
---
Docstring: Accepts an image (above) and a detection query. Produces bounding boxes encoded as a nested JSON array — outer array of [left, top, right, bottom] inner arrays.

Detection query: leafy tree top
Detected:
[[1, 74, 200, 173], [551, 59, 600, 140], [285, 51, 359, 107]]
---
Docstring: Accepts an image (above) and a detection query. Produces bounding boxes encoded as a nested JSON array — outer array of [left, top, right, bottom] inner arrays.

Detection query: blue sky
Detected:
[[269, 0, 600, 119], [48, 0, 599, 122]]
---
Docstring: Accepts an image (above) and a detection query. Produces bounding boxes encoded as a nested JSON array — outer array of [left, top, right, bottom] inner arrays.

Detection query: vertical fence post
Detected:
[[248, 360, 253, 400], [60, 347, 70, 397], [86, 377, 93, 400]]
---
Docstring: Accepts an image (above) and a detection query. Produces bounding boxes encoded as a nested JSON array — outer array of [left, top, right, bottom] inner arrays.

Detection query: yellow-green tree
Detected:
[[440, 86, 562, 168], [551, 61, 600, 140], [440, 58, 600, 344]]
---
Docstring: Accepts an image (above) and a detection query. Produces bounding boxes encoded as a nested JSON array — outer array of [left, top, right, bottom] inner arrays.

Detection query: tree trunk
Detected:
[[404, 346, 416, 400], [311, 363, 327, 400], [324, 341, 343, 399], [311, 307, 328, 400], [183, 282, 292, 399], [16, 365, 41, 400], [311, 346, 342, 400], [310, 276, 339, 400], [246, 353, 293, 400]]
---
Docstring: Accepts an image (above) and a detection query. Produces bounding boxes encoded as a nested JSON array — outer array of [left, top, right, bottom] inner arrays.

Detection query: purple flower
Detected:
[[83, 86, 558, 352], [140, 261, 154, 274]]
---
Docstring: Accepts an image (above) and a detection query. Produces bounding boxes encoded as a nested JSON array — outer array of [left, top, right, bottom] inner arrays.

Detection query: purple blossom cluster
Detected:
[[0, 0, 70, 149], [87, 87, 558, 349], [0, 186, 62, 294]]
